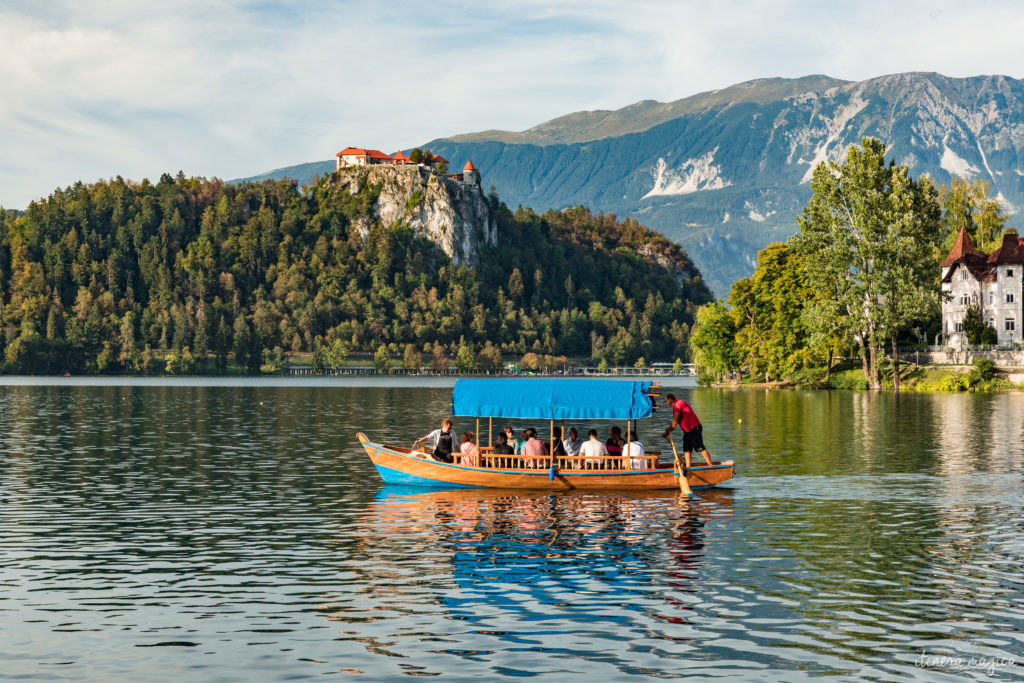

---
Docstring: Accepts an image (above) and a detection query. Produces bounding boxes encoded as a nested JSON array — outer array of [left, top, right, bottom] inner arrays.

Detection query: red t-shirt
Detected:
[[673, 399, 701, 432]]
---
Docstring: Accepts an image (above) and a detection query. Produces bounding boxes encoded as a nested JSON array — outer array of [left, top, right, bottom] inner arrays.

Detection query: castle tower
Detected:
[[462, 160, 479, 185]]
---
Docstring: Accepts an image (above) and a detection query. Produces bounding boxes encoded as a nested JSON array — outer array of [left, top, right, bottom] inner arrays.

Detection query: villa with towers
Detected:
[[335, 147, 479, 185], [940, 226, 1024, 346]]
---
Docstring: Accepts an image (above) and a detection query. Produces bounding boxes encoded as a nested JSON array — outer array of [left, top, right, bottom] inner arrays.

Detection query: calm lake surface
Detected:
[[2, 378, 1023, 681]]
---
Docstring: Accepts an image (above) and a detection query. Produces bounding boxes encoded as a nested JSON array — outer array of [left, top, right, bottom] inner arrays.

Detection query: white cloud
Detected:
[[3, 0, 1024, 207]]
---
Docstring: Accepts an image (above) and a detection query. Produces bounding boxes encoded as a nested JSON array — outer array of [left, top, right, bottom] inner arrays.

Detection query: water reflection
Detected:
[[1, 384, 1023, 679]]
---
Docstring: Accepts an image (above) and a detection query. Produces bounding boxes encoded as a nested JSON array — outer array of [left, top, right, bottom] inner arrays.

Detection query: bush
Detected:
[[824, 370, 868, 390], [967, 357, 996, 386]]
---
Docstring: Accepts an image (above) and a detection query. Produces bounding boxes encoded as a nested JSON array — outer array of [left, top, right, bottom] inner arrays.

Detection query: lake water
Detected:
[[1, 378, 1022, 680]]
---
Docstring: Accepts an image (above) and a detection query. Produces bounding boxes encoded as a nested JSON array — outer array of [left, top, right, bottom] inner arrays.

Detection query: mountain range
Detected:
[[239, 72, 1024, 297]]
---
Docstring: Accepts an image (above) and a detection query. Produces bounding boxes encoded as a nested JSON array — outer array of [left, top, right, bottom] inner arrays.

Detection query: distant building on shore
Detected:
[[940, 227, 1024, 346]]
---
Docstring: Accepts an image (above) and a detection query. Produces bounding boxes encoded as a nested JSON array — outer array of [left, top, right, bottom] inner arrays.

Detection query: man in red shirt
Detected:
[[661, 393, 713, 468]]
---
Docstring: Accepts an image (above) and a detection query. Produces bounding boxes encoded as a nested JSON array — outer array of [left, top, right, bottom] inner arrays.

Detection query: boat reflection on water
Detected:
[[322, 485, 735, 673]]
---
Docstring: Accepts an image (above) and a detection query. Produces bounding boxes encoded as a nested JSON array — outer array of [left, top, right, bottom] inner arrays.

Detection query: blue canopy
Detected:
[[452, 379, 654, 420]]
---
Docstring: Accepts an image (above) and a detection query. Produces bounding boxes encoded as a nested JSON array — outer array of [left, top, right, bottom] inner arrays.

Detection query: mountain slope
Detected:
[[239, 72, 1024, 296]]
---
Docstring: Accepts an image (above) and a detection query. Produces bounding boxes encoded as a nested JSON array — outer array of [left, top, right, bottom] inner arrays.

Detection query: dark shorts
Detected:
[[682, 424, 705, 453]]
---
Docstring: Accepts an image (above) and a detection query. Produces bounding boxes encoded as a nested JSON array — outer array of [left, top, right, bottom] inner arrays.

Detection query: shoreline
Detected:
[[0, 374, 700, 388]]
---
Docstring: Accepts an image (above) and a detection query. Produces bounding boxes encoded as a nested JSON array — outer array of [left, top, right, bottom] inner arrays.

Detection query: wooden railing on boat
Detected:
[[405, 446, 666, 472]]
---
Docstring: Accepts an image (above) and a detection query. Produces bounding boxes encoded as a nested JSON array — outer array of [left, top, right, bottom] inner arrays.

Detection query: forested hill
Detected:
[[0, 171, 711, 374]]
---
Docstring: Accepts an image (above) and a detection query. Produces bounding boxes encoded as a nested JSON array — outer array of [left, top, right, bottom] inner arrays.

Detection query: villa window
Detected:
[[955, 321, 964, 332], [1008, 292, 1016, 304], [989, 292, 995, 304], [1006, 319, 1016, 332], [961, 269, 969, 280], [960, 295, 970, 306], [1009, 269, 1015, 278]]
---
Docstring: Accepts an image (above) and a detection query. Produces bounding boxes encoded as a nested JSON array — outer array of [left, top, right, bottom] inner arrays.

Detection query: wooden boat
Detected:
[[357, 379, 733, 491]]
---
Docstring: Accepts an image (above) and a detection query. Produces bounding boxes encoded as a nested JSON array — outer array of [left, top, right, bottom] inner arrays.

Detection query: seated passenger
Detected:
[[551, 427, 567, 457], [492, 433, 514, 455], [563, 427, 584, 456], [606, 426, 624, 459], [503, 426, 518, 453], [520, 428, 548, 467], [459, 432, 478, 466], [514, 429, 530, 456], [625, 429, 646, 470], [414, 418, 456, 463], [580, 429, 608, 469]]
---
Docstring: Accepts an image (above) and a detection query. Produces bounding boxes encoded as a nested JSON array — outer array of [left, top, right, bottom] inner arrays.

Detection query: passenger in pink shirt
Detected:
[[661, 393, 713, 468], [519, 428, 547, 468], [459, 432, 478, 466]]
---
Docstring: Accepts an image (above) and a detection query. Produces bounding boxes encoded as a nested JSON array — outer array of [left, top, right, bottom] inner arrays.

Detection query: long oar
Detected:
[[666, 434, 695, 496]]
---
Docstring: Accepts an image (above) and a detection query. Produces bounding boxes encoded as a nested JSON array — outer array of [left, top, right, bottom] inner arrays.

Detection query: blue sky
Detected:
[[3, 0, 1024, 208]]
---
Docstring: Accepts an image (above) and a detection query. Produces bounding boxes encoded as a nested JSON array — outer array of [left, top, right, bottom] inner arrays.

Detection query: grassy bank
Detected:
[[712, 359, 1021, 392]]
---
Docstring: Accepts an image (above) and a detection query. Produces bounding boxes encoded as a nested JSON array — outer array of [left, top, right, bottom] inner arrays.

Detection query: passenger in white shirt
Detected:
[[563, 427, 584, 458], [579, 429, 608, 469], [624, 430, 646, 470]]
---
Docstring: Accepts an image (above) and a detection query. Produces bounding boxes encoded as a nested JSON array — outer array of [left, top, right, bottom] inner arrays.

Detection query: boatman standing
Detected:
[[413, 418, 456, 463], [661, 394, 713, 468]]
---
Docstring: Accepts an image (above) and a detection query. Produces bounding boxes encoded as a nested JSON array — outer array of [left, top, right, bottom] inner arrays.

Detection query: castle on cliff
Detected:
[[335, 147, 479, 185]]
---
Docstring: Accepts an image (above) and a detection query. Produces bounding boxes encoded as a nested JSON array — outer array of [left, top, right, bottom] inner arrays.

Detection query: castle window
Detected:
[[1006, 318, 1016, 332], [1009, 269, 1015, 278], [990, 292, 995, 304], [1008, 292, 1015, 304], [960, 295, 969, 306], [955, 321, 964, 332], [961, 269, 969, 280]]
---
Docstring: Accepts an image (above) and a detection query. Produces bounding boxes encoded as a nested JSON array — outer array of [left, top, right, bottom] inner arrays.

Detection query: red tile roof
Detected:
[[987, 232, 1024, 265], [940, 226, 981, 267], [392, 150, 412, 163], [428, 154, 449, 164], [336, 147, 392, 160], [463, 160, 476, 171]]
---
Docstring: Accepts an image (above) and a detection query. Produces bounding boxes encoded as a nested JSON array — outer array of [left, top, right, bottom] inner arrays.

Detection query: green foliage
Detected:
[[402, 343, 422, 372], [477, 341, 502, 372], [689, 302, 740, 380], [792, 137, 942, 389], [939, 178, 1008, 254], [405, 190, 423, 213], [672, 357, 684, 373], [0, 174, 710, 374], [455, 343, 476, 372], [823, 366, 869, 390], [967, 357, 996, 385], [373, 344, 390, 374], [409, 148, 423, 164], [728, 242, 819, 380], [634, 356, 646, 369], [597, 357, 609, 373], [962, 303, 998, 345], [311, 347, 326, 374], [326, 338, 349, 371]]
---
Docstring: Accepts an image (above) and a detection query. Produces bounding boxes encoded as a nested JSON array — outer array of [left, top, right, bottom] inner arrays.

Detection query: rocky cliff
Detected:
[[333, 165, 495, 265]]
